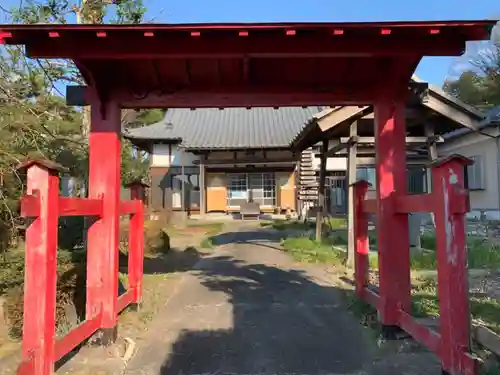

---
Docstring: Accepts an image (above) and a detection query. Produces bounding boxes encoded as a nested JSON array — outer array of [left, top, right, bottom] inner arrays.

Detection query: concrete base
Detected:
[[129, 303, 142, 312], [90, 327, 118, 347], [380, 324, 411, 341]]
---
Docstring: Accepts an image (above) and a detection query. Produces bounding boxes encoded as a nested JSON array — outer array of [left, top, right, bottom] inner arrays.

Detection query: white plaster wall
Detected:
[[151, 144, 170, 167], [438, 129, 500, 212], [312, 155, 347, 171], [151, 144, 200, 167]]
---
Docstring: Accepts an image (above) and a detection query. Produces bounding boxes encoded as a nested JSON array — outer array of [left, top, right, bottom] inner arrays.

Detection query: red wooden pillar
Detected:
[[374, 97, 411, 331], [352, 180, 370, 298], [17, 159, 66, 375], [86, 98, 122, 344], [431, 155, 477, 375], [125, 180, 147, 305]]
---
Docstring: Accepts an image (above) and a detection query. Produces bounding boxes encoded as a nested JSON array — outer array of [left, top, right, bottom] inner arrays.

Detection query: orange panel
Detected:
[[279, 171, 296, 211], [280, 189, 296, 211], [207, 188, 227, 212]]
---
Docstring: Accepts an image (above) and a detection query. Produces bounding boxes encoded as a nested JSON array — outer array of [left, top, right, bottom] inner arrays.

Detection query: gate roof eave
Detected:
[[0, 20, 494, 108]]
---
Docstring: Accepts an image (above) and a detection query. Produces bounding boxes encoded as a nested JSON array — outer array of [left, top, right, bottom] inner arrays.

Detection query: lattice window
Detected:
[[466, 155, 485, 190]]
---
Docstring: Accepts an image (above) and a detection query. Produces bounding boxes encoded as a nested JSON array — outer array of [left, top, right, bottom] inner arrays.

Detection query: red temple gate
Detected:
[[0, 20, 495, 375]]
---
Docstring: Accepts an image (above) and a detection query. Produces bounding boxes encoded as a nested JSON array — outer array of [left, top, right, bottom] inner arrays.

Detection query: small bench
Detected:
[[240, 201, 261, 220]]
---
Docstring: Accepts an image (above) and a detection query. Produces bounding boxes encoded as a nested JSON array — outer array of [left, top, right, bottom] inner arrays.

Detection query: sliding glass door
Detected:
[[227, 173, 276, 207], [227, 173, 248, 207]]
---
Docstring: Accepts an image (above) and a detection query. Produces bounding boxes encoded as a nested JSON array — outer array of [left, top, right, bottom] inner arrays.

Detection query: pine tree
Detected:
[[0, 0, 157, 249]]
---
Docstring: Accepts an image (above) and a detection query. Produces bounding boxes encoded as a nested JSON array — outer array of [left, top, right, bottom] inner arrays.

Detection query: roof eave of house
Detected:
[[412, 75, 484, 120], [182, 144, 293, 152]]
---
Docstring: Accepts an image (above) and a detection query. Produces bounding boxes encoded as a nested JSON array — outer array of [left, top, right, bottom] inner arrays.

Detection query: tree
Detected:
[[0, 42, 87, 251], [11, 0, 146, 25], [0, 0, 155, 250], [8, 0, 154, 185], [443, 44, 500, 109]]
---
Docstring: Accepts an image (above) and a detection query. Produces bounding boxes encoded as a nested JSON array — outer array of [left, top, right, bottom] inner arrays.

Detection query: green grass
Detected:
[[278, 225, 500, 271], [261, 217, 349, 232], [200, 237, 215, 249], [281, 236, 345, 264], [411, 233, 500, 270], [281, 235, 378, 267], [260, 219, 308, 231], [411, 279, 500, 334], [325, 217, 348, 229], [187, 221, 224, 235]]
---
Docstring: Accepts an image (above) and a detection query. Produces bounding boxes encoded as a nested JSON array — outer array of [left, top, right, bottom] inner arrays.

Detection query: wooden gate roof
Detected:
[[0, 21, 494, 108]]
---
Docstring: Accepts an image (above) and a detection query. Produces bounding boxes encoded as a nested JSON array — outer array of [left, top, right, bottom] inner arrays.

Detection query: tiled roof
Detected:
[[124, 107, 328, 149]]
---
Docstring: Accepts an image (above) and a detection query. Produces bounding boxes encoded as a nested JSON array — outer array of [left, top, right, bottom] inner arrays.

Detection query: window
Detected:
[[356, 167, 376, 189], [355, 165, 428, 194], [255, 173, 276, 206], [407, 166, 427, 194], [466, 155, 485, 190], [226, 173, 276, 207], [227, 174, 248, 207]]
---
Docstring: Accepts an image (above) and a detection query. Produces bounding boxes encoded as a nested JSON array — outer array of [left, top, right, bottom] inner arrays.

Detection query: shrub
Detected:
[[143, 219, 170, 255], [2, 250, 86, 339], [58, 216, 85, 251], [420, 233, 436, 251]]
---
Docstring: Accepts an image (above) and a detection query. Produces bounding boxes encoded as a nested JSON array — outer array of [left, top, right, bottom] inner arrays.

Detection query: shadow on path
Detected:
[[157, 254, 375, 375], [123, 226, 439, 375], [210, 228, 289, 249]]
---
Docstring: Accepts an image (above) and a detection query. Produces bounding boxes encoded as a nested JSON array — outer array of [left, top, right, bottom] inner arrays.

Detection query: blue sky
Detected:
[[2, 0, 499, 86]]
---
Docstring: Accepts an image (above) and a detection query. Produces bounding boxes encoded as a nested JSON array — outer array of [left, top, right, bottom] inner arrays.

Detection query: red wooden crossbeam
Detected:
[[398, 311, 441, 355], [20, 196, 103, 217], [23, 32, 470, 59], [362, 193, 468, 215], [362, 198, 377, 213], [362, 287, 380, 308], [117, 289, 135, 313], [358, 288, 441, 356], [59, 197, 103, 216], [54, 316, 101, 361], [394, 194, 435, 213], [20, 196, 141, 217], [119, 200, 139, 215]]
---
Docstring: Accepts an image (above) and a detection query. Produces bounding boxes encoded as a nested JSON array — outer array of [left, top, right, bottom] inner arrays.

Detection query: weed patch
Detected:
[[410, 234, 500, 270], [281, 236, 346, 264], [411, 279, 500, 334], [200, 237, 214, 249]]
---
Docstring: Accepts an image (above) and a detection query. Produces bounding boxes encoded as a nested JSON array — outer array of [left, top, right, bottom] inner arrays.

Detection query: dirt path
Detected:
[[123, 225, 441, 375]]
